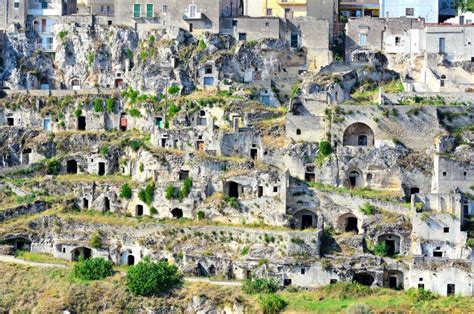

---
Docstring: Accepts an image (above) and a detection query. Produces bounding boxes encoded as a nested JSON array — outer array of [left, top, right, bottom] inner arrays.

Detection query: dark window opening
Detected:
[[258, 186, 263, 198], [296, 128, 301, 135], [444, 227, 449, 233], [283, 278, 292, 286], [389, 276, 397, 289], [7, 117, 14, 126], [433, 251, 443, 257], [136, 205, 144, 216], [386, 240, 396, 256], [104, 197, 110, 211], [330, 279, 337, 284], [301, 215, 313, 230], [301, 268, 305, 275], [358, 135, 368, 146], [172, 208, 183, 219], [418, 284, 425, 289], [127, 255, 135, 265], [66, 160, 78, 174], [83, 198, 89, 209], [345, 217, 358, 233], [447, 284, 455, 296], [250, 148, 258, 160], [78, 116, 86, 130], [98, 162, 106, 176], [353, 273, 374, 286], [273, 186, 278, 193], [179, 170, 190, 180]]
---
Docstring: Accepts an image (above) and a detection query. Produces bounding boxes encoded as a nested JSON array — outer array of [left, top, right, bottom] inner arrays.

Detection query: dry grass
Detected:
[[0, 262, 256, 313]]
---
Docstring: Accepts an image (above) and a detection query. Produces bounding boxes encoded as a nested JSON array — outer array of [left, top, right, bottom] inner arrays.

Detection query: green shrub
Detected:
[[165, 185, 179, 200], [120, 183, 132, 199], [74, 108, 82, 118], [198, 39, 207, 50], [100, 145, 109, 156], [93, 98, 104, 112], [89, 232, 102, 249], [360, 202, 375, 215], [167, 103, 181, 118], [407, 287, 437, 301], [467, 239, 474, 248], [168, 85, 181, 95], [46, 159, 61, 175], [57, 30, 68, 41], [129, 139, 142, 151], [180, 177, 193, 198], [227, 197, 239, 208], [373, 241, 388, 257], [128, 108, 141, 117], [319, 141, 332, 156], [138, 182, 155, 206], [242, 277, 279, 295], [106, 97, 116, 113], [258, 294, 287, 314], [241, 246, 249, 255], [126, 257, 183, 296], [150, 207, 158, 215], [196, 211, 205, 220], [73, 257, 114, 281]]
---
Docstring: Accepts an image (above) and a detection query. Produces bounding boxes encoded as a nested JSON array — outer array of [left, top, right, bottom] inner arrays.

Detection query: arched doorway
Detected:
[[343, 123, 375, 147], [385, 270, 403, 289], [339, 213, 359, 233], [293, 209, 317, 230], [71, 247, 92, 261], [171, 208, 183, 219], [353, 273, 374, 286], [348, 170, 362, 188], [378, 234, 401, 256], [127, 255, 135, 265], [224, 181, 241, 198], [5, 237, 31, 251], [66, 160, 78, 174]]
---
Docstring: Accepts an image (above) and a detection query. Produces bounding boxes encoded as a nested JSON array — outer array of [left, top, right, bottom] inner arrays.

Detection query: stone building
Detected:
[[113, 0, 242, 33], [0, 0, 27, 30], [339, 0, 379, 18], [27, 0, 78, 53]]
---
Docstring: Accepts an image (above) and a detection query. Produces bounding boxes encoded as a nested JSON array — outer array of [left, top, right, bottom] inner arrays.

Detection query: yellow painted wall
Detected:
[[262, 0, 308, 18]]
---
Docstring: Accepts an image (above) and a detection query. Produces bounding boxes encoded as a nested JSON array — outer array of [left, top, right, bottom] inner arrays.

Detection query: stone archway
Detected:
[[343, 123, 375, 147], [171, 208, 183, 219], [224, 181, 241, 199], [71, 247, 92, 261], [348, 169, 363, 188], [378, 234, 401, 256], [293, 209, 318, 230], [353, 272, 374, 286], [338, 213, 359, 233], [66, 160, 78, 174]]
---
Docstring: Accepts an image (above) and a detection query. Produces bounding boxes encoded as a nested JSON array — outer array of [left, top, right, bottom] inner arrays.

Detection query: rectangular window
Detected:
[[133, 3, 141, 18], [395, 37, 401, 46], [189, 4, 197, 18], [162, 4, 168, 13], [439, 37, 446, 54], [146, 4, 153, 18], [41, 1, 48, 9], [266, 8, 273, 16], [239, 33, 247, 41], [447, 284, 455, 296], [14, 1, 20, 8], [406, 8, 414, 16], [418, 284, 425, 289], [359, 33, 367, 45]]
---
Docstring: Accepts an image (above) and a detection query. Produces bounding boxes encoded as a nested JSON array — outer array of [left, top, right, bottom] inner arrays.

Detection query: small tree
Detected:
[[73, 257, 114, 281], [93, 98, 104, 112], [126, 258, 183, 296], [196, 211, 205, 221], [120, 183, 132, 199], [106, 97, 116, 113], [180, 178, 193, 198], [89, 232, 102, 249], [46, 159, 61, 175]]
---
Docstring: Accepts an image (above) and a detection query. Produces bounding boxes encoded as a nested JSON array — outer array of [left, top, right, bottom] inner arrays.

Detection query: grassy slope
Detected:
[[279, 284, 474, 313], [2, 262, 474, 313], [0, 263, 254, 312]]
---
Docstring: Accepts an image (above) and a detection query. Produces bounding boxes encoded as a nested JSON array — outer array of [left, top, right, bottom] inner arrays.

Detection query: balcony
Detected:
[[277, 0, 307, 5]]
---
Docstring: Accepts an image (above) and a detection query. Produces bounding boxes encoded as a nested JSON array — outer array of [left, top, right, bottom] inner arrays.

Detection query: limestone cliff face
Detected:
[[1, 24, 305, 95]]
